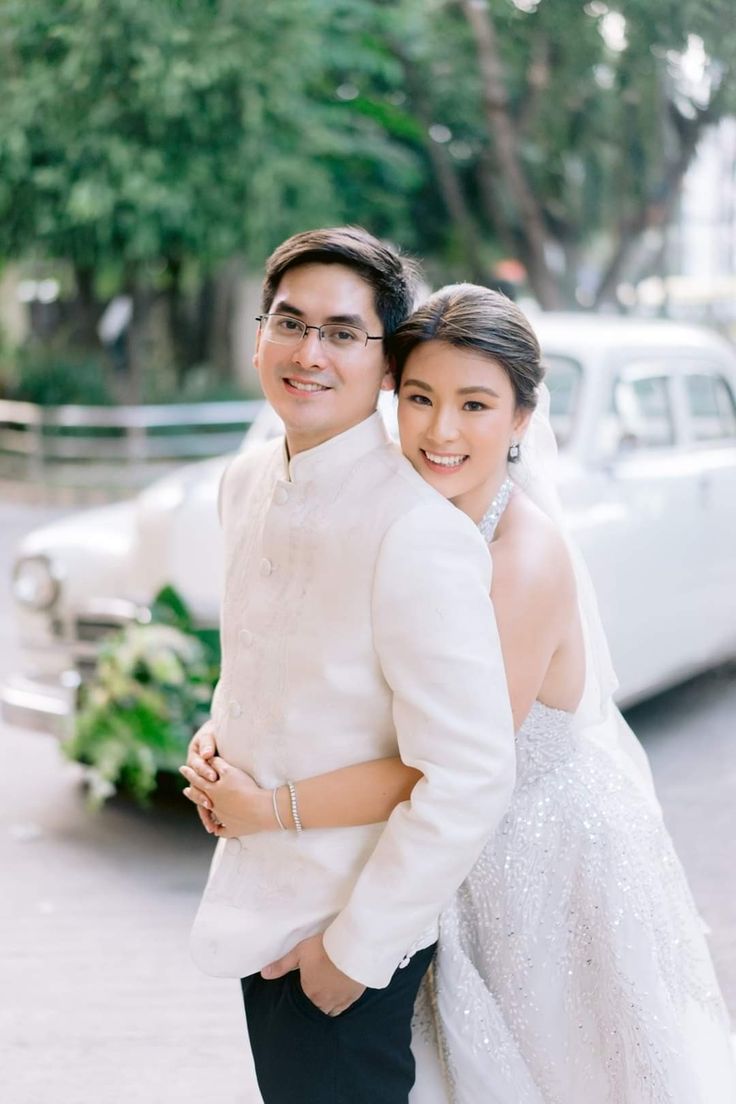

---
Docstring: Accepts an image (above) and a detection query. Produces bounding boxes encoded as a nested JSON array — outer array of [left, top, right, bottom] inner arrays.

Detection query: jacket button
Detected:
[[260, 558, 273, 576], [273, 486, 289, 505], [239, 629, 254, 647], [228, 699, 242, 718]]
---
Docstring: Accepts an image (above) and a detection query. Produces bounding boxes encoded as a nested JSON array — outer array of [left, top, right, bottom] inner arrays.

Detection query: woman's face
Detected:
[[397, 340, 530, 521]]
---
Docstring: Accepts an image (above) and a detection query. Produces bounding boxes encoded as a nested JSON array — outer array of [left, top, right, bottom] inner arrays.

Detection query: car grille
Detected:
[[69, 600, 151, 677], [75, 616, 129, 644]]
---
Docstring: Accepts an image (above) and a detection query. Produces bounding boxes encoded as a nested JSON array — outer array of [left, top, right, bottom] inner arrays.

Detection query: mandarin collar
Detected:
[[285, 412, 389, 484]]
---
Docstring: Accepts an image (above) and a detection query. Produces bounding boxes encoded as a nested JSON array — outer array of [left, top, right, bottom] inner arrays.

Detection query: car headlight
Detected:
[[12, 554, 61, 610]]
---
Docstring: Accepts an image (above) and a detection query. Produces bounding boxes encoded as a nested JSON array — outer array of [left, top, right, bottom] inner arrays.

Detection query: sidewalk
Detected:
[[2, 723, 262, 1104]]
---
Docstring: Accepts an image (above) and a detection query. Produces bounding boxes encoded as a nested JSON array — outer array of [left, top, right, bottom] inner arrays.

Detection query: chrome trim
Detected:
[[0, 673, 77, 737], [76, 598, 152, 623]]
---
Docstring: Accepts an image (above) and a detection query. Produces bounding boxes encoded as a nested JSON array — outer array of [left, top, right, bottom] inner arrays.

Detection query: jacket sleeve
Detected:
[[322, 501, 516, 988]]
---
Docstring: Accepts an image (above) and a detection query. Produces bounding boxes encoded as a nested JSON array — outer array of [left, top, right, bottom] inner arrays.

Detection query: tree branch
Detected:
[[390, 39, 489, 281], [592, 101, 716, 307], [458, 0, 565, 307]]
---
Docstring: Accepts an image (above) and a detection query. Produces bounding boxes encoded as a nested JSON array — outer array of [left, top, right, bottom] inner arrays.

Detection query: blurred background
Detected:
[[2, 0, 735, 406], [1, 2, 734, 1101]]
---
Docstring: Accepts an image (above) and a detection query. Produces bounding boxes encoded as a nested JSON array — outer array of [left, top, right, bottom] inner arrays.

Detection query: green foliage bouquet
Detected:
[[63, 586, 220, 807]]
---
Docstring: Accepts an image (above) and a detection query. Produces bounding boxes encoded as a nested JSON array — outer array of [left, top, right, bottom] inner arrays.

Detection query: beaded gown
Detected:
[[410, 487, 735, 1104]]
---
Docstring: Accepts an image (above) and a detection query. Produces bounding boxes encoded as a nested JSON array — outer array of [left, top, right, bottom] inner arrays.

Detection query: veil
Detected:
[[510, 383, 662, 814]]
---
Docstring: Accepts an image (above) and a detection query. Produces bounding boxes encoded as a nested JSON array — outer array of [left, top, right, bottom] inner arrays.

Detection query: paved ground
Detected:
[[2, 502, 734, 1102], [1, 503, 258, 1104], [1, 727, 256, 1104], [628, 665, 736, 1016]]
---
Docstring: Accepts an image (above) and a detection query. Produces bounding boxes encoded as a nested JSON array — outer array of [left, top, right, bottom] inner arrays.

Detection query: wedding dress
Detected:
[[411, 698, 735, 1103], [409, 389, 735, 1102]]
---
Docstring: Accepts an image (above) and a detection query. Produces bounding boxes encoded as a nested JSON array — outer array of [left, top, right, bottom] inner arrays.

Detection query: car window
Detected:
[[544, 355, 582, 448], [601, 373, 676, 454], [684, 373, 736, 442]]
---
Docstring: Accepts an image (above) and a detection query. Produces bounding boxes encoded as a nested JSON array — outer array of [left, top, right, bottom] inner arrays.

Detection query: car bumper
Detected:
[[0, 672, 80, 737]]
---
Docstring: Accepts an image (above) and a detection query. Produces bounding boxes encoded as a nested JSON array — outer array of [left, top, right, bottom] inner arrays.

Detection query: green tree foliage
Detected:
[[0, 0, 733, 333], [358, 0, 736, 304]]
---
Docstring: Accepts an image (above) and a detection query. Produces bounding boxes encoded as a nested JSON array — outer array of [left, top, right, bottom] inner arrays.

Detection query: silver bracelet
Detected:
[[272, 786, 287, 832], [287, 780, 303, 834]]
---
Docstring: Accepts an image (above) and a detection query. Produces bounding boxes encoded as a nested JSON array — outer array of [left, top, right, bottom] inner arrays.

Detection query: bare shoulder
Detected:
[[491, 492, 576, 609]]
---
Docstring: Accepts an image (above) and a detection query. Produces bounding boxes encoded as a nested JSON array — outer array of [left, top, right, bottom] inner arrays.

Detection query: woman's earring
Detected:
[[508, 440, 521, 463]]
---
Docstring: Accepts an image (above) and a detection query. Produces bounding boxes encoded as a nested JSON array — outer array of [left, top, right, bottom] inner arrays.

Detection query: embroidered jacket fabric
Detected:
[[191, 415, 516, 988]]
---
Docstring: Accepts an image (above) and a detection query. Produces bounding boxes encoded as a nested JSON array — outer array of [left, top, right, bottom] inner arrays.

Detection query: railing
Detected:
[[0, 398, 262, 492]]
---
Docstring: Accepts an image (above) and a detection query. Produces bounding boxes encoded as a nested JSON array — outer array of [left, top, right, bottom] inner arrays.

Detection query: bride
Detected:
[[182, 285, 735, 1103]]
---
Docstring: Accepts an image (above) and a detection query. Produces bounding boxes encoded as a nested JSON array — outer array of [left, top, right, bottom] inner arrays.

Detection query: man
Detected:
[[184, 227, 515, 1103]]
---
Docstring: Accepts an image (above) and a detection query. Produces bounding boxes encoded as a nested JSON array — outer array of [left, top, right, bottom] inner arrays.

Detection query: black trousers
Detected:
[[241, 943, 436, 1104]]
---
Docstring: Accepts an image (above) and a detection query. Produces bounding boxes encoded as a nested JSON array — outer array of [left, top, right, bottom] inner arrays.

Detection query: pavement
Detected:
[[1, 503, 260, 1104], [1, 725, 260, 1104]]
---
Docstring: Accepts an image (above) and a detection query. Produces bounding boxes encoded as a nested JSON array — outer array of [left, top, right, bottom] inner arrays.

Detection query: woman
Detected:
[[182, 286, 735, 1103]]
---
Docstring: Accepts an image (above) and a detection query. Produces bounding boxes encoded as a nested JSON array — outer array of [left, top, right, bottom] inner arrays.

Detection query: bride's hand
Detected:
[[181, 757, 275, 836]]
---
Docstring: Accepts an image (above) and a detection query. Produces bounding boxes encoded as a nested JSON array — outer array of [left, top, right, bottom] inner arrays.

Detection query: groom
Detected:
[[185, 227, 515, 1103]]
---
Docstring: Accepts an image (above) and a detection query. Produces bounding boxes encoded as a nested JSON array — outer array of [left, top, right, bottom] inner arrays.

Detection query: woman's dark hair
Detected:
[[390, 283, 543, 409], [262, 227, 420, 340]]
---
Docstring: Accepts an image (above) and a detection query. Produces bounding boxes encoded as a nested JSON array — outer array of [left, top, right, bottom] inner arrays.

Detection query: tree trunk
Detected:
[[593, 103, 714, 307], [165, 256, 192, 386], [69, 264, 102, 349], [392, 43, 489, 282], [207, 257, 242, 382], [459, 0, 566, 308], [123, 271, 156, 405], [476, 147, 526, 259]]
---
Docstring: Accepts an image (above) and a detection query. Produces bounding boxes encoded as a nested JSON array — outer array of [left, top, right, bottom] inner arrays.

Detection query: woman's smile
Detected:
[[420, 449, 469, 473]]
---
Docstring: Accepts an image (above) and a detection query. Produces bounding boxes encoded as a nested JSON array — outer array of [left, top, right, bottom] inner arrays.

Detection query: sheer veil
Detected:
[[510, 383, 661, 813]]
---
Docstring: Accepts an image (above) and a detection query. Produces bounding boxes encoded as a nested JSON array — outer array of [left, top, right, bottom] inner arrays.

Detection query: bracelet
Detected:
[[287, 780, 303, 834], [272, 786, 287, 832]]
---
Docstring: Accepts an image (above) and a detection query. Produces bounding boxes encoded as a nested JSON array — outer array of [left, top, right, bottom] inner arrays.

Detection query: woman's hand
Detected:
[[180, 757, 274, 836]]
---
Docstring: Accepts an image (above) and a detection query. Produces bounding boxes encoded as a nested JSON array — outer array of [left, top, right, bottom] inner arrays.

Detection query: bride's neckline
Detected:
[[477, 477, 514, 544], [530, 699, 575, 719]]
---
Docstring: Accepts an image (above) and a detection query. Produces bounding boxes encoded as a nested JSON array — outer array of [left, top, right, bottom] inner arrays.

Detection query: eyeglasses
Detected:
[[256, 313, 383, 352]]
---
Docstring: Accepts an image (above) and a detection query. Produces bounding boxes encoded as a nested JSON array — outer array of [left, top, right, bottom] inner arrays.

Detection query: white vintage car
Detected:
[[3, 313, 736, 735]]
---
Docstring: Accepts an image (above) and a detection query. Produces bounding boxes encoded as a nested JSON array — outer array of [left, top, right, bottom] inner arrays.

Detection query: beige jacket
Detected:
[[190, 413, 515, 988]]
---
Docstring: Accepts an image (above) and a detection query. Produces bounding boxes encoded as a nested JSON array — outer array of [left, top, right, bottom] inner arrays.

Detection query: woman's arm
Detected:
[[182, 503, 580, 835], [273, 757, 422, 831], [182, 754, 421, 835]]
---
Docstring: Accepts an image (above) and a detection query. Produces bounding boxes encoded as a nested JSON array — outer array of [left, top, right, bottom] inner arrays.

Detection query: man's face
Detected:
[[253, 263, 393, 455]]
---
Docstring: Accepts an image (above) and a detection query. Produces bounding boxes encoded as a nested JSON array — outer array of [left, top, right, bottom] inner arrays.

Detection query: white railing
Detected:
[[0, 398, 262, 486]]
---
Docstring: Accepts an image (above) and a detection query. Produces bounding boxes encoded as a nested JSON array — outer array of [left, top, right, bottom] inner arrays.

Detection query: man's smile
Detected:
[[283, 376, 332, 395]]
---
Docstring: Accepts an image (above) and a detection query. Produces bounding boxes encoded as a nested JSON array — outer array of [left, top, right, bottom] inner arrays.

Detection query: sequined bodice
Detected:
[[515, 700, 578, 784]]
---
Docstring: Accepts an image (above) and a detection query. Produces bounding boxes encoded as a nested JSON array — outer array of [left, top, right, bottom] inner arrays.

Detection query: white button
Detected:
[[260, 558, 273, 576], [274, 486, 289, 505], [228, 699, 242, 718], [226, 838, 241, 854], [239, 629, 254, 647]]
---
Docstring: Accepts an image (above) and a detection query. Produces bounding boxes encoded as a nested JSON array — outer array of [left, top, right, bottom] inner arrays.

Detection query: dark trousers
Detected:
[[241, 943, 436, 1104]]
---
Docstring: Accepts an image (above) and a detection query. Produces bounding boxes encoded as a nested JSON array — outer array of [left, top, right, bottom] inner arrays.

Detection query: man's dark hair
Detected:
[[262, 227, 419, 340]]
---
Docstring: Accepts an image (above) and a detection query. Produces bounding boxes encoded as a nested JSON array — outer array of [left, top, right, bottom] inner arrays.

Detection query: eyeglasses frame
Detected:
[[255, 313, 384, 349]]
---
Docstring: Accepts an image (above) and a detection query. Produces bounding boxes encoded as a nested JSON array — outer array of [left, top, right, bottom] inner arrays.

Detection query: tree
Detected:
[[364, 0, 736, 306], [0, 0, 421, 389], [1, 0, 733, 375]]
